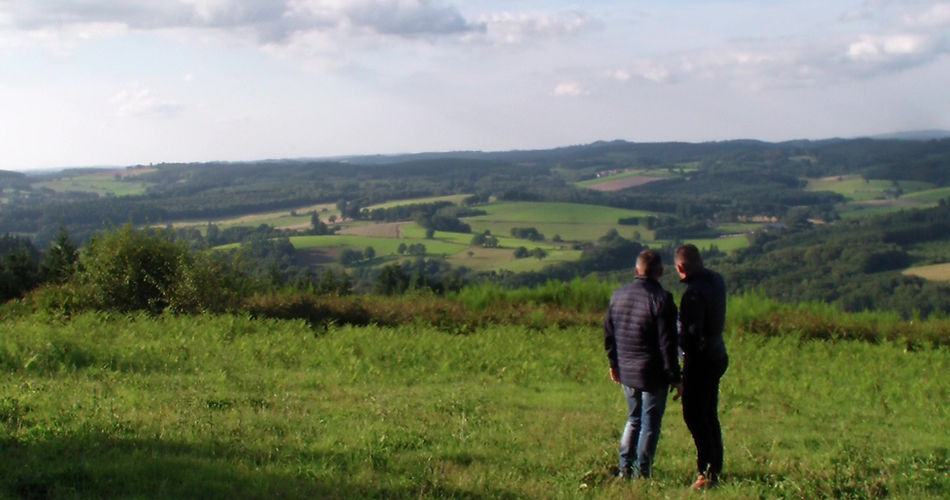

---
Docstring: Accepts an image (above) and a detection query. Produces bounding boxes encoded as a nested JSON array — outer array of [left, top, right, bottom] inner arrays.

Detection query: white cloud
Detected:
[[477, 10, 599, 45], [607, 69, 631, 82], [847, 34, 930, 61], [112, 87, 182, 118], [904, 2, 950, 27], [552, 82, 588, 97], [0, 0, 481, 42]]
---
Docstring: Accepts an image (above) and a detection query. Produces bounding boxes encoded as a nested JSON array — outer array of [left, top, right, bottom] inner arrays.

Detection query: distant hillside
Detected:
[[868, 130, 950, 141]]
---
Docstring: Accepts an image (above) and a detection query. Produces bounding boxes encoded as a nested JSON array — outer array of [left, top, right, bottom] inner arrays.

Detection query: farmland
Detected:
[[576, 167, 686, 191], [804, 175, 934, 202], [33, 172, 148, 197], [903, 263, 950, 282], [0, 303, 946, 499], [463, 202, 654, 242]]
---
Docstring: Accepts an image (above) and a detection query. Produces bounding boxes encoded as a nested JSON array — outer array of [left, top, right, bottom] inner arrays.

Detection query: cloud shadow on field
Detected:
[[0, 433, 521, 499]]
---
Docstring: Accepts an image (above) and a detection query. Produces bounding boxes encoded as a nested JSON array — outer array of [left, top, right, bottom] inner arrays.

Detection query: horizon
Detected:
[[6, 129, 950, 174], [3, 1, 949, 171]]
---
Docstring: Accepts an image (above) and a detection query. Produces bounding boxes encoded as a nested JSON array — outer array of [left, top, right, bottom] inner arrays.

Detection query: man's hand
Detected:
[[609, 367, 621, 385], [671, 382, 684, 401]]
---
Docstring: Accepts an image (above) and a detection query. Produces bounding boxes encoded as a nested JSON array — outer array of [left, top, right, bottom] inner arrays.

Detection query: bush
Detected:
[[75, 225, 243, 314]]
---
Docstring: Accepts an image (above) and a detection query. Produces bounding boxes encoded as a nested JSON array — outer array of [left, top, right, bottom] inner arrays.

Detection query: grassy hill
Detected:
[[0, 301, 946, 499]]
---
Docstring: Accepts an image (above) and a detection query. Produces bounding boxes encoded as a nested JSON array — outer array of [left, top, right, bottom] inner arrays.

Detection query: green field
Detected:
[[290, 234, 466, 258], [575, 169, 676, 188], [903, 187, 950, 203], [464, 202, 654, 242], [366, 194, 472, 210], [168, 203, 340, 231], [0, 311, 946, 498], [804, 175, 934, 202], [34, 173, 148, 197], [904, 263, 950, 282], [680, 235, 750, 252]]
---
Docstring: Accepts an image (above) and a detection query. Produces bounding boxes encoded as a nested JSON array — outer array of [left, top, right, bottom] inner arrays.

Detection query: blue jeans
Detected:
[[619, 384, 669, 478]]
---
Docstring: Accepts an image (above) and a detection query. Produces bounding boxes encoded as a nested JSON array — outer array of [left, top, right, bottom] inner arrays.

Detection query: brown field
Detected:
[[903, 263, 950, 281], [336, 221, 407, 238], [586, 175, 661, 192]]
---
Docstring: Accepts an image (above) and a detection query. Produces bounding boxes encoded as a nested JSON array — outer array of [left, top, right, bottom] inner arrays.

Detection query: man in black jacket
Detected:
[[675, 244, 728, 489], [604, 250, 682, 480]]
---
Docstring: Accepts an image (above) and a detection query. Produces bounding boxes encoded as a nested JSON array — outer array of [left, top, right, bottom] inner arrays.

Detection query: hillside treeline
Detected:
[[5, 138, 950, 247]]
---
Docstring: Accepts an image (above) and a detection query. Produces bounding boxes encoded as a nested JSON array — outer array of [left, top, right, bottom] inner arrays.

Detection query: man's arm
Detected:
[[679, 288, 707, 356], [657, 293, 681, 386], [604, 306, 621, 384]]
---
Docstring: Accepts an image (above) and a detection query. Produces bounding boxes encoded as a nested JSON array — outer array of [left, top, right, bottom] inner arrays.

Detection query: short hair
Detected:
[[636, 250, 663, 277], [675, 244, 703, 271]]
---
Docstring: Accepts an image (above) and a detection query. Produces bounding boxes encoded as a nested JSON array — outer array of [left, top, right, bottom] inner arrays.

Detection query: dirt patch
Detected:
[[586, 176, 662, 192], [337, 222, 408, 238]]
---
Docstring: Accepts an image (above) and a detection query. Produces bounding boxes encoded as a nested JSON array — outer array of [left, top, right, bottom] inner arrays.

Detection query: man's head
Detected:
[[674, 244, 703, 279], [635, 250, 663, 279]]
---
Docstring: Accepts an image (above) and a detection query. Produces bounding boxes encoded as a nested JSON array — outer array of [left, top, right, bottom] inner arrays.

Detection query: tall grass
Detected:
[[451, 276, 618, 313], [0, 312, 947, 498]]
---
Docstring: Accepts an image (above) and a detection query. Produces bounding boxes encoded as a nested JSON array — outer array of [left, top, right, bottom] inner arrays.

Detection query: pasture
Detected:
[[464, 202, 654, 242], [0, 311, 946, 499], [168, 203, 340, 231], [33, 172, 148, 197], [805, 175, 936, 203], [366, 194, 472, 210]]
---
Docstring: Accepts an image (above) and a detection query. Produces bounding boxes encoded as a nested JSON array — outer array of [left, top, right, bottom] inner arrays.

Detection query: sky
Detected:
[[1, 0, 949, 170]]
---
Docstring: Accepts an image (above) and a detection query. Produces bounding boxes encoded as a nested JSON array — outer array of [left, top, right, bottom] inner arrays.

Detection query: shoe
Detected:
[[616, 468, 632, 481], [690, 473, 718, 489]]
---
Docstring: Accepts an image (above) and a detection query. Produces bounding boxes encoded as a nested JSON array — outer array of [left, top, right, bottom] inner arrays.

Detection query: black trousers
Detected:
[[682, 356, 728, 477]]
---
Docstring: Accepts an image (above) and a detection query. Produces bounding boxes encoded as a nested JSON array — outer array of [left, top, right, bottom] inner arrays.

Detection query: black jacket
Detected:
[[679, 267, 728, 364], [604, 276, 681, 390]]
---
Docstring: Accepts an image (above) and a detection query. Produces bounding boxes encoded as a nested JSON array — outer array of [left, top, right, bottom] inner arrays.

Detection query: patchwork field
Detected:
[[463, 202, 654, 242]]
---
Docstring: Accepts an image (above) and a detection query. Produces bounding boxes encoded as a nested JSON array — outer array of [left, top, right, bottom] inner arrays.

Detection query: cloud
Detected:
[[112, 87, 182, 118], [609, 2, 950, 90], [477, 10, 599, 45], [0, 0, 481, 46], [552, 82, 588, 97], [904, 2, 950, 27]]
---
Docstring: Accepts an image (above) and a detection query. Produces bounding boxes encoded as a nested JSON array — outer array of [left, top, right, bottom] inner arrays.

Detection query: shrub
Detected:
[[76, 225, 243, 314]]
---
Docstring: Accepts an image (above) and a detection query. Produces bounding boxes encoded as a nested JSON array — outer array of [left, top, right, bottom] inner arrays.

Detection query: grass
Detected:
[[365, 194, 471, 210], [902, 187, 950, 203], [167, 203, 340, 231], [0, 309, 946, 498], [575, 169, 676, 188], [289, 235, 466, 257], [904, 263, 950, 282], [805, 175, 934, 202], [464, 202, 654, 242], [679, 235, 750, 253], [34, 173, 148, 197]]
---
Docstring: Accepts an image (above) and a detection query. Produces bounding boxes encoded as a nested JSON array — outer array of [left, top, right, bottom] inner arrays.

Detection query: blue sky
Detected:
[[1, 0, 948, 170]]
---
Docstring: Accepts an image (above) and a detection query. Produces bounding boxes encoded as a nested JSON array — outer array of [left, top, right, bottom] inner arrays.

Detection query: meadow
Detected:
[[0, 297, 947, 499], [33, 173, 148, 197], [804, 176, 933, 202], [463, 202, 654, 242]]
